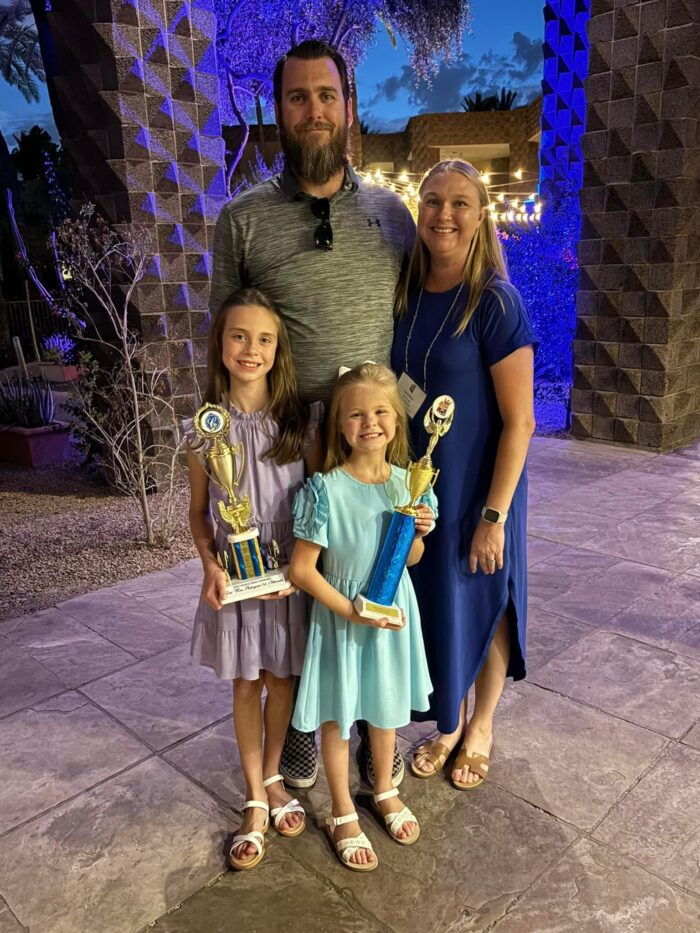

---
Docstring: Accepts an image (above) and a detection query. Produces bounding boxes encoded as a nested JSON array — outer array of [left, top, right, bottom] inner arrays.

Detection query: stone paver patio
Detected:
[[2, 435, 700, 933]]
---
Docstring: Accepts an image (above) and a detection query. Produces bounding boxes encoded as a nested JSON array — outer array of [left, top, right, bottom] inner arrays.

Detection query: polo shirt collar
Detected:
[[278, 161, 359, 200]]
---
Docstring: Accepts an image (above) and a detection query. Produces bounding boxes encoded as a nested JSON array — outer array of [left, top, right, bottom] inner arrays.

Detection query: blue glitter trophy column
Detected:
[[194, 403, 288, 603], [354, 395, 455, 627]]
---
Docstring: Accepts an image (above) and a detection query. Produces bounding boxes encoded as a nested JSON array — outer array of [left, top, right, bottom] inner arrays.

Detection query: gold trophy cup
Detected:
[[354, 395, 455, 626], [194, 403, 288, 603]]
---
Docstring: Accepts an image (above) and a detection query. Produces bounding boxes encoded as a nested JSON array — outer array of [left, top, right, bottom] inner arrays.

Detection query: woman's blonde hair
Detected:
[[323, 363, 410, 472], [204, 287, 310, 465], [395, 159, 511, 335]]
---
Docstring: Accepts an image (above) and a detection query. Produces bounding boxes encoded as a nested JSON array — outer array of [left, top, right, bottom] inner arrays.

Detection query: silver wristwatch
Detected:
[[481, 506, 508, 524]]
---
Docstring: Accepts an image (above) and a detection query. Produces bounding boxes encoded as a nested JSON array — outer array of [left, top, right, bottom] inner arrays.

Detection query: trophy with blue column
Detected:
[[194, 403, 288, 603], [354, 395, 455, 628]]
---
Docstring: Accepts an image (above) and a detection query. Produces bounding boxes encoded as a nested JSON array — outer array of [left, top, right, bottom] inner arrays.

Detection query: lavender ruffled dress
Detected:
[[185, 401, 322, 681]]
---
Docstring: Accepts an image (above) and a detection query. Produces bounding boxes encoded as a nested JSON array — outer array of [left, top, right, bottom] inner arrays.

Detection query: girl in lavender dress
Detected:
[[185, 287, 322, 872]]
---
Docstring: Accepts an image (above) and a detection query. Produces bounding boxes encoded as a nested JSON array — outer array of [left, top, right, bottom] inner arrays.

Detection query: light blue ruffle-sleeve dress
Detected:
[[291, 466, 436, 740]]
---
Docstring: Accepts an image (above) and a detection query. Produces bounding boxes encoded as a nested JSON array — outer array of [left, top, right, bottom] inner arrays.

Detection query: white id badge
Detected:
[[397, 372, 427, 418]]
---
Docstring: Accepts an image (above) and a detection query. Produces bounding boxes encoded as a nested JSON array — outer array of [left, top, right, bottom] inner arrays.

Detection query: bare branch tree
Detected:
[[56, 205, 187, 547]]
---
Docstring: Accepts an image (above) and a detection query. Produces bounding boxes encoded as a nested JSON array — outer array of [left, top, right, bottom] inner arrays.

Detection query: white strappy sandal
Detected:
[[228, 800, 270, 871], [263, 773, 306, 838], [326, 811, 378, 872], [372, 788, 421, 846]]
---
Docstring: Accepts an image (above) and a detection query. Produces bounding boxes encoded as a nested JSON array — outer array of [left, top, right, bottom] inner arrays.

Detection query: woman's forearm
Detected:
[[484, 420, 534, 513]]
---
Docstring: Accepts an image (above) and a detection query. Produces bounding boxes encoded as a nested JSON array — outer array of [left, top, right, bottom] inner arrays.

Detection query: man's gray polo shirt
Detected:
[[209, 164, 415, 402]]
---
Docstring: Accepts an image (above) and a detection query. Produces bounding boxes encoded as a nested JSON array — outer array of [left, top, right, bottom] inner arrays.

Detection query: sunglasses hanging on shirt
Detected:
[[310, 197, 333, 251]]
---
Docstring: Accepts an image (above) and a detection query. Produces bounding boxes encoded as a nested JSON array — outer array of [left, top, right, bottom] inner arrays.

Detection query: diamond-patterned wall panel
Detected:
[[540, 0, 592, 199], [563, 0, 700, 450], [31, 0, 227, 416]]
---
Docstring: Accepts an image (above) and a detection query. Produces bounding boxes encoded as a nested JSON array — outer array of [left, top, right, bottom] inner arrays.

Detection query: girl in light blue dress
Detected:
[[289, 363, 436, 872]]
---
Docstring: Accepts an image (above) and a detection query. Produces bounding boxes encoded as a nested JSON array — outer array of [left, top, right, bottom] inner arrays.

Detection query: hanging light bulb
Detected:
[[399, 172, 409, 183], [481, 173, 491, 185], [514, 168, 523, 181], [497, 193, 505, 202]]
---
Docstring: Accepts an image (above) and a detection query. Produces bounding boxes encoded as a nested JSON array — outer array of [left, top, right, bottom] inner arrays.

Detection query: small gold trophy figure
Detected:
[[193, 403, 288, 603], [354, 395, 455, 627]]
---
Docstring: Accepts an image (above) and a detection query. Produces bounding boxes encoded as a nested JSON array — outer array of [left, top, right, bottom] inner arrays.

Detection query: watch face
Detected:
[[484, 508, 500, 523]]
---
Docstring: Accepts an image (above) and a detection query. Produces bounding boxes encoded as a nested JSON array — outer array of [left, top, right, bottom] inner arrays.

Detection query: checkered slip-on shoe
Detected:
[[356, 721, 405, 791], [279, 726, 318, 789]]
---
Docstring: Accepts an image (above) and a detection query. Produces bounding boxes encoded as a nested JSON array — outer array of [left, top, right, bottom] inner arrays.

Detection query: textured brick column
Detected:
[[572, 0, 700, 449], [31, 0, 227, 419]]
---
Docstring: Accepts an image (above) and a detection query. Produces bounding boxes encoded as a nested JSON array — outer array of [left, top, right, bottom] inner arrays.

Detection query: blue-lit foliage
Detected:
[[501, 190, 579, 387]]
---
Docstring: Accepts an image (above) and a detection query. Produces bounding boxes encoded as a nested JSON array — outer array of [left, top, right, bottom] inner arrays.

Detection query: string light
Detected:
[[358, 168, 543, 227]]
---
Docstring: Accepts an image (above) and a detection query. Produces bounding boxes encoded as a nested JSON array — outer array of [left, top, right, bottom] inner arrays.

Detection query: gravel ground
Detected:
[[1, 461, 197, 622]]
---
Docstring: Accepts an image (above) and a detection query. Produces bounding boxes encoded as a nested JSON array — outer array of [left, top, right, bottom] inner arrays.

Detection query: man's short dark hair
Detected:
[[273, 39, 351, 110]]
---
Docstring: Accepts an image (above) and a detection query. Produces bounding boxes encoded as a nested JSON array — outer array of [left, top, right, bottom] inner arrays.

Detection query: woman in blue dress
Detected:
[[391, 160, 538, 790]]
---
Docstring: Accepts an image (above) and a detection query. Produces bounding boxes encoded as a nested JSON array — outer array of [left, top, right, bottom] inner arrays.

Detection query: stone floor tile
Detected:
[[634, 453, 700, 484], [609, 574, 700, 644], [593, 744, 700, 894], [163, 719, 244, 813], [1, 608, 136, 688], [527, 548, 618, 606], [289, 775, 576, 933], [526, 503, 624, 547], [682, 722, 700, 750], [151, 851, 386, 932], [527, 445, 633, 481], [57, 590, 190, 659], [530, 630, 700, 738], [112, 569, 184, 597], [490, 837, 700, 933], [551, 438, 660, 465], [0, 899, 27, 933], [581, 515, 700, 573], [82, 644, 231, 750], [0, 758, 229, 933], [631, 495, 700, 529], [492, 683, 666, 830], [526, 536, 568, 567], [0, 645, 64, 719], [0, 692, 148, 835], [668, 483, 700, 506], [527, 476, 583, 506], [525, 608, 592, 671], [539, 561, 675, 626], [168, 558, 203, 584], [136, 582, 200, 627]]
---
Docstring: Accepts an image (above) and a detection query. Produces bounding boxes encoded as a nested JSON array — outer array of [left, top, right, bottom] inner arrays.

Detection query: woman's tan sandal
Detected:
[[263, 774, 306, 838], [326, 812, 378, 872], [372, 788, 420, 846], [228, 800, 269, 871], [451, 739, 494, 791], [410, 740, 453, 779]]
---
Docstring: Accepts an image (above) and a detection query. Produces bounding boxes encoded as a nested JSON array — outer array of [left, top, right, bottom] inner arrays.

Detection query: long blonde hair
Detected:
[[395, 159, 511, 335], [323, 363, 410, 472], [205, 288, 310, 465]]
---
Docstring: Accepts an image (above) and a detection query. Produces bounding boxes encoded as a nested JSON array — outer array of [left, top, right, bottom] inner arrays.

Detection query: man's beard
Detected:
[[280, 120, 349, 185]]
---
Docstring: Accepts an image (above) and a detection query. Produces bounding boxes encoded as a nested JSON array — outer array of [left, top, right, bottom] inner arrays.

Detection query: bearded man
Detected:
[[208, 39, 414, 791]]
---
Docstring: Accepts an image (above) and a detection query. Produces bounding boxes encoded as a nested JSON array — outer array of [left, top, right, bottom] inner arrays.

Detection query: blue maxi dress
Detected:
[[391, 283, 538, 734]]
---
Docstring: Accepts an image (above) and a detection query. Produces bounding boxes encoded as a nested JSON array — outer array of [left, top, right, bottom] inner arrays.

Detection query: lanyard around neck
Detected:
[[404, 282, 466, 391]]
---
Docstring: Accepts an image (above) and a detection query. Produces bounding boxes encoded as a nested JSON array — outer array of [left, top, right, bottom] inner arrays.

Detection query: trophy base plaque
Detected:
[[222, 567, 289, 604], [353, 594, 405, 630]]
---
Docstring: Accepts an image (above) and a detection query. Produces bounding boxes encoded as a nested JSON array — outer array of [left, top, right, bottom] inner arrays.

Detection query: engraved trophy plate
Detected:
[[354, 395, 455, 627], [194, 403, 289, 604]]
